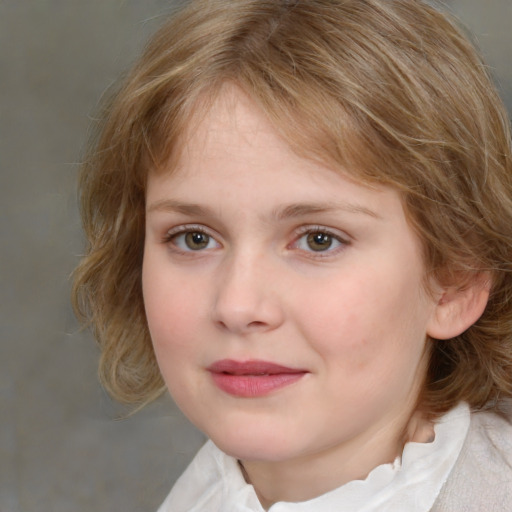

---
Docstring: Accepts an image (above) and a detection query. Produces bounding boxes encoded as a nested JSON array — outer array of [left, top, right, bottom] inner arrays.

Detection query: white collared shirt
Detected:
[[157, 403, 470, 512]]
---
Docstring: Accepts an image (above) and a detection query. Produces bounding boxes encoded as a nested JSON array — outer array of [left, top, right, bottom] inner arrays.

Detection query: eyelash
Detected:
[[162, 225, 220, 254], [291, 226, 350, 257], [161, 224, 350, 257]]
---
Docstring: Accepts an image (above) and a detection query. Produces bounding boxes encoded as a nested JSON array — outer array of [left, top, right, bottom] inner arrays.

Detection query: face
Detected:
[[143, 87, 440, 470]]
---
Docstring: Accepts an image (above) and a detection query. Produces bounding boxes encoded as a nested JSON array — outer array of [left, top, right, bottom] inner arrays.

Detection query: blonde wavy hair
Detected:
[[73, 0, 512, 414]]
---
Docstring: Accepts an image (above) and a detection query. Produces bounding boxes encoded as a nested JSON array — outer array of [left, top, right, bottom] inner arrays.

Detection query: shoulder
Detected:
[[155, 440, 262, 512], [156, 440, 226, 512], [432, 407, 512, 511], [468, 407, 512, 462], [465, 407, 512, 482]]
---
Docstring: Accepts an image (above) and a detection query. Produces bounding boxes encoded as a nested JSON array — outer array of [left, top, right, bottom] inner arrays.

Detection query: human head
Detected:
[[73, 0, 512, 414]]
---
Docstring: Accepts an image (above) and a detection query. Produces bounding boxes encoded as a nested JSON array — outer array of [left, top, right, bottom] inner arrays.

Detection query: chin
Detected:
[[205, 421, 305, 463], [216, 439, 296, 463]]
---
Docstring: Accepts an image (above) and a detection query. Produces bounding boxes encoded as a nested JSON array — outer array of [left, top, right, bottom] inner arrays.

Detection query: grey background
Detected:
[[1, 1, 510, 511]]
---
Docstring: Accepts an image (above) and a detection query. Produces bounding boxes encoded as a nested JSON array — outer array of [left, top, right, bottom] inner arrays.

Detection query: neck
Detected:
[[240, 410, 434, 509]]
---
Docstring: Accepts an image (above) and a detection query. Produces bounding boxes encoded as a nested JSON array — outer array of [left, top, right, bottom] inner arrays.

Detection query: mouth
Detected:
[[207, 359, 308, 397]]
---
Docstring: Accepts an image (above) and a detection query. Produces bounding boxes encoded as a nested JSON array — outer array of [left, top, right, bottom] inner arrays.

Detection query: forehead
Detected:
[[147, 86, 411, 230], [151, 78, 401, 200], [166, 85, 362, 190], [177, 86, 296, 173]]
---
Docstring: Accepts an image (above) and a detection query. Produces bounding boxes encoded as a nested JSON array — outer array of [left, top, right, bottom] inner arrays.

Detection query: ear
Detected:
[[427, 273, 491, 340]]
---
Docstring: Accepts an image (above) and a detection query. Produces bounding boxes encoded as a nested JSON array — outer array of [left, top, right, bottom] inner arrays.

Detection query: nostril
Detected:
[[247, 321, 267, 329], [216, 320, 228, 330], [212, 292, 284, 334], [215, 319, 267, 332]]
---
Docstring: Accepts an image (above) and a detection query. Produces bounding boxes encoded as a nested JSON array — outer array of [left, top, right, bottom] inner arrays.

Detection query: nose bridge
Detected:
[[213, 246, 283, 334]]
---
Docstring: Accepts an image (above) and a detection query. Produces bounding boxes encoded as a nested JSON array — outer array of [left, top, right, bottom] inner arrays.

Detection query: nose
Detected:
[[212, 252, 284, 335]]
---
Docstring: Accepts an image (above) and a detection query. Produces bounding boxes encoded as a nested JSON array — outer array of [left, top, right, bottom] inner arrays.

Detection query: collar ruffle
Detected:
[[159, 403, 470, 512]]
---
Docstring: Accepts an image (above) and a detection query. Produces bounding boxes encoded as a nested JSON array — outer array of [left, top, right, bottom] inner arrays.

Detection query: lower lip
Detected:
[[210, 372, 306, 397]]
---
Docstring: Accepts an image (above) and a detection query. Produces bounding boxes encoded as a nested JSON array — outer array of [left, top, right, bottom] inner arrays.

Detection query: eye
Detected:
[[305, 232, 337, 251], [165, 227, 220, 252], [293, 228, 347, 254]]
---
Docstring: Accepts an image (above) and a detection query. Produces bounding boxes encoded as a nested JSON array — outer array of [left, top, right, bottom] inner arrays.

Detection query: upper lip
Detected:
[[207, 359, 307, 375]]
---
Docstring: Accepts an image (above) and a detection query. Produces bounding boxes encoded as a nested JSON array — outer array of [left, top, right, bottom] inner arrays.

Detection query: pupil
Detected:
[[186, 232, 209, 250], [307, 232, 332, 251]]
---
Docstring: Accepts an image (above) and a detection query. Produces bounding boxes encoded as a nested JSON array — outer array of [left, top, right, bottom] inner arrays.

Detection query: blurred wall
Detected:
[[1, 1, 510, 511], [0, 3, 206, 512], [450, 0, 512, 110]]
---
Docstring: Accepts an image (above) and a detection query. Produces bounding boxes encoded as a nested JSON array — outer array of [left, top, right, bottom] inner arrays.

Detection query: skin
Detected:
[[142, 86, 444, 507]]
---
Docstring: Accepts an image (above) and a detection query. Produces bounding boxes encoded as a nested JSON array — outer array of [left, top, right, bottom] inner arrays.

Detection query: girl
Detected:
[[73, 0, 512, 510]]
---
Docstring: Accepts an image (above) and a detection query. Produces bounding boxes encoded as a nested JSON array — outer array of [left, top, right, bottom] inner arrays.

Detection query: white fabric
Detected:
[[157, 403, 470, 512]]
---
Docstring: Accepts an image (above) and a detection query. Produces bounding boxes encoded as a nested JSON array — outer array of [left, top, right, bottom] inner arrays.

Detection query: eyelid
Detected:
[[160, 223, 350, 256], [163, 223, 212, 240], [294, 224, 351, 242], [290, 225, 351, 256], [162, 224, 222, 251]]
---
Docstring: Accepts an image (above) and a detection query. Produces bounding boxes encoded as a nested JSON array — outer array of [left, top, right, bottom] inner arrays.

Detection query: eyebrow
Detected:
[[147, 199, 381, 220], [147, 199, 209, 216], [273, 202, 381, 220]]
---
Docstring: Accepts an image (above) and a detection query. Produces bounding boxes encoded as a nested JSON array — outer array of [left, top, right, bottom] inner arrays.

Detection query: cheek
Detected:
[[296, 275, 376, 340], [296, 269, 429, 365], [142, 258, 202, 357], [143, 283, 207, 406]]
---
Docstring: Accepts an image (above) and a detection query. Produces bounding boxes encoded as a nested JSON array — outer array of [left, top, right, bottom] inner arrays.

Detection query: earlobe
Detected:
[[427, 274, 491, 340]]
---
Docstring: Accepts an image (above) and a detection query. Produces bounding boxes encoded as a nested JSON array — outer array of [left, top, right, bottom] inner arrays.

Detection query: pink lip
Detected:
[[207, 359, 308, 398]]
